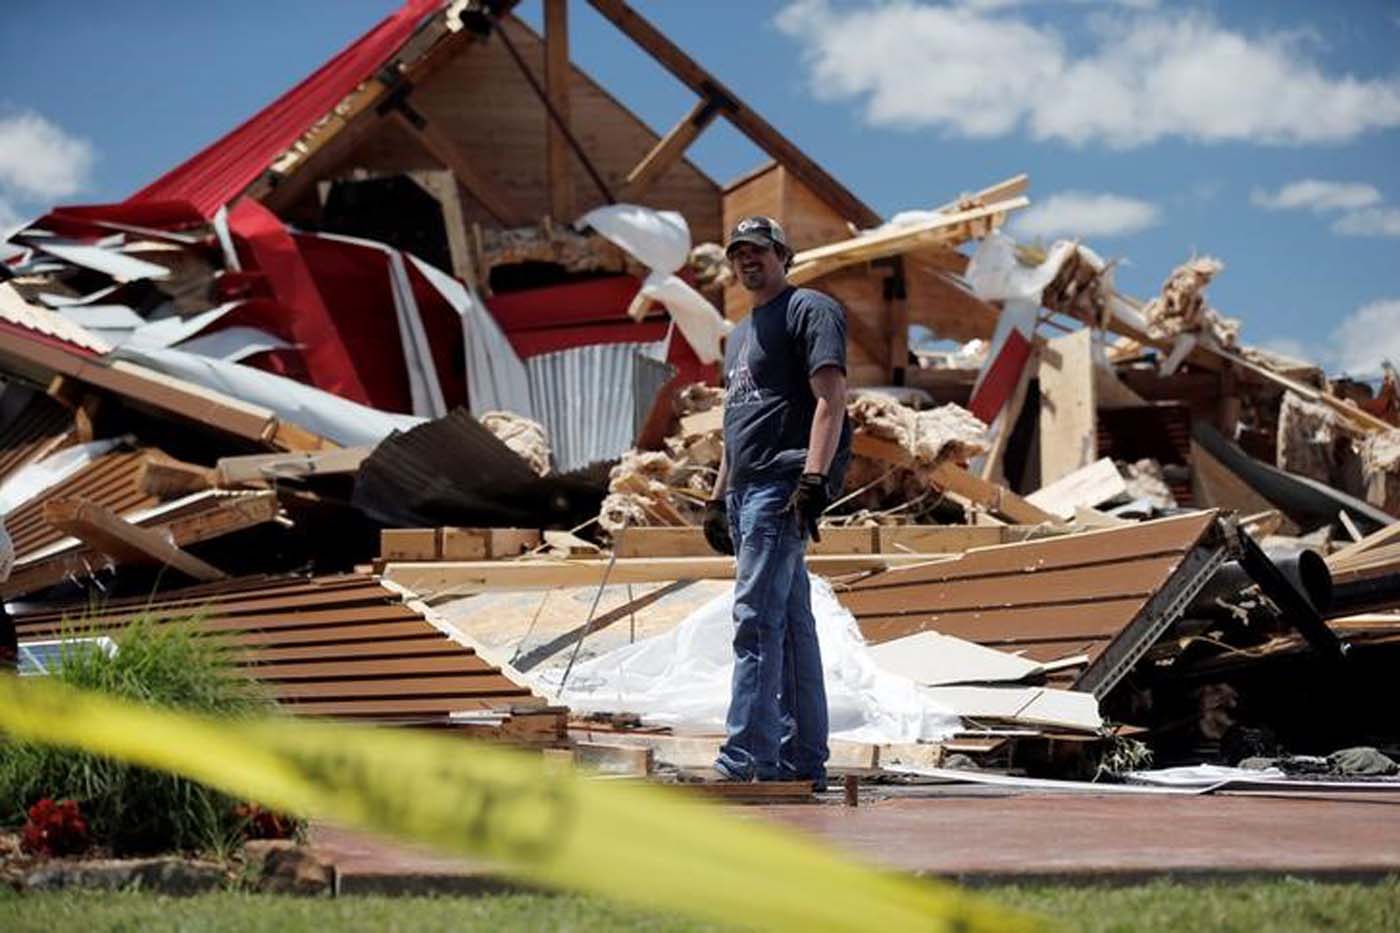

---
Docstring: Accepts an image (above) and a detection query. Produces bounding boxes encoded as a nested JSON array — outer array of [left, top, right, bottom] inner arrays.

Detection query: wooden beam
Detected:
[[621, 96, 721, 202], [884, 259, 909, 383], [391, 109, 529, 227], [543, 0, 575, 221], [411, 170, 478, 285], [215, 446, 371, 486], [851, 432, 1060, 525], [138, 455, 215, 500], [787, 196, 1028, 285], [381, 552, 952, 595], [42, 498, 228, 582], [585, 0, 881, 227]]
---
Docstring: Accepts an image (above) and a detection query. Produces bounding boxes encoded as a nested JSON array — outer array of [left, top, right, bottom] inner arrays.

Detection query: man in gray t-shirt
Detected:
[[703, 215, 850, 787]]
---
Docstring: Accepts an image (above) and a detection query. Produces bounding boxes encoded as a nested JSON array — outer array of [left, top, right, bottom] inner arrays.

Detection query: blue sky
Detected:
[[2, 0, 1397, 376]]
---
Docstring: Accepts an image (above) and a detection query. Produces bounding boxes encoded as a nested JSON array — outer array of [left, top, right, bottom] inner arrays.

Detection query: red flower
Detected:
[[20, 798, 90, 857], [232, 802, 295, 840]]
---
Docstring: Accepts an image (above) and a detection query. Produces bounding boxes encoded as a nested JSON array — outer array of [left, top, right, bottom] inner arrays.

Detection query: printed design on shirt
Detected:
[[725, 331, 763, 409]]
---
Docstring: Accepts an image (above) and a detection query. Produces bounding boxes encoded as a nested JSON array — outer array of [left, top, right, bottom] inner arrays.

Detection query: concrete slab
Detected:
[[309, 791, 1400, 893]]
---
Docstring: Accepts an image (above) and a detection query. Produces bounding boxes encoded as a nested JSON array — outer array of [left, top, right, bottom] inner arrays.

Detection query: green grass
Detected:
[[0, 616, 285, 856], [1, 878, 1398, 932]]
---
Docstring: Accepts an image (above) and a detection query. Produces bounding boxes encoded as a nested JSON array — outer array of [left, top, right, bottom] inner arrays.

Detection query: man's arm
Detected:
[[712, 440, 729, 498], [804, 365, 846, 475]]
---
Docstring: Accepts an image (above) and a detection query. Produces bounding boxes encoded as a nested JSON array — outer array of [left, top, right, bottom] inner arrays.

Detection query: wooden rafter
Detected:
[[544, 0, 575, 221], [621, 95, 721, 202], [585, 0, 881, 227]]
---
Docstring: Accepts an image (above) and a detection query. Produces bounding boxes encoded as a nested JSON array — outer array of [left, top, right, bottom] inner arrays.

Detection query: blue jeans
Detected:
[[714, 475, 829, 783]]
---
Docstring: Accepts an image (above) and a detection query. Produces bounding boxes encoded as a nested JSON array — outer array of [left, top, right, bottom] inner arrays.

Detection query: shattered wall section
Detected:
[[1362, 428, 1400, 517], [1143, 256, 1240, 349], [1277, 391, 1341, 486]]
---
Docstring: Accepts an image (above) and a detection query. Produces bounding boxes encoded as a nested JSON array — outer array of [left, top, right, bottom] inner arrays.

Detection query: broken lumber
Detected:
[[215, 446, 371, 486], [42, 497, 227, 582], [850, 432, 1059, 525]]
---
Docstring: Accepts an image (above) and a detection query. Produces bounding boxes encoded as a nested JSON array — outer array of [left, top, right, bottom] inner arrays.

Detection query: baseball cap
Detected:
[[725, 215, 791, 259]]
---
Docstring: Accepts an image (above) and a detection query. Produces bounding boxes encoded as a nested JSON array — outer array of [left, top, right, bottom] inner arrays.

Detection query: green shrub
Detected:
[[0, 616, 283, 856]]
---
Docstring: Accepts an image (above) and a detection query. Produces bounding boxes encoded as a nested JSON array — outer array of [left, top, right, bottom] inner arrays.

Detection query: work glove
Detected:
[[703, 498, 734, 555], [788, 472, 829, 543]]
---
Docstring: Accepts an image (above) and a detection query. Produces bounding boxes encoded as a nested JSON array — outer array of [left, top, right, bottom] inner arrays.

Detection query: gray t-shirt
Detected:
[[722, 286, 852, 493]]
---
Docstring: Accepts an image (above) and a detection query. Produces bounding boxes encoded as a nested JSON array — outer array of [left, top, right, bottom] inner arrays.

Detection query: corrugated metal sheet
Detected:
[[12, 573, 555, 726], [837, 511, 1225, 697], [525, 342, 676, 473]]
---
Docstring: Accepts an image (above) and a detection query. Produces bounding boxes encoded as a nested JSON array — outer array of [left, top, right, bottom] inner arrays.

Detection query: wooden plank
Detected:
[[1026, 458, 1127, 521], [41, 497, 227, 582], [844, 302, 892, 371], [1037, 328, 1097, 488], [876, 525, 1065, 553], [787, 197, 1029, 285], [839, 554, 1180, 617], [228, 621, 446, 649], [441, 527, 542, 560], [382, 552, 950, 595], [215, 447, 371, 485], [392, 109, 529, 227], [18, 604, 422, 639], [612, 525, 878, 558], [137, 455, 214, 499], [585, 0, 881, 227], [857, 598, 1146, 647], [381, 528, 440, 561], [244, 640, 465, 665], [246, 655, 483, 681], [844, 511, 1216, 591], [272, 674, 524, 700], [621, 96, 720, 202], [283, 695, 539, 717], [543, 0, 575, 221]]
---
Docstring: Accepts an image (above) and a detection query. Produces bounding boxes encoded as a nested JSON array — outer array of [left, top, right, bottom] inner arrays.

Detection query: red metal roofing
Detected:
[[126, 1, 443, 218]]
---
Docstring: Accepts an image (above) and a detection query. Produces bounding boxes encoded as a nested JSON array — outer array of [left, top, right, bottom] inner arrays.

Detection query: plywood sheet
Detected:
[[1038, 328, 1097, 487]]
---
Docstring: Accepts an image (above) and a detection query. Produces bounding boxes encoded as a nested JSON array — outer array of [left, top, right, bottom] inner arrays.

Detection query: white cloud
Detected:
[[1332, 207, 1400, 237], [1330, 299, 1400, 376], [775, 2, 1400, 148], [1012, 191, 1160, 238], [0, 111, 93, 201], [1251, 180, 1382, 212]]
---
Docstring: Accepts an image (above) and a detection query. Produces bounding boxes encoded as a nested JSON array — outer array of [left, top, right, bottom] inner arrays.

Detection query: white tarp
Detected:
[[111, 345, 423, 447], [537, 576, 960, 745], [0, 437, 126, 515], [580, 204, 731, 364]]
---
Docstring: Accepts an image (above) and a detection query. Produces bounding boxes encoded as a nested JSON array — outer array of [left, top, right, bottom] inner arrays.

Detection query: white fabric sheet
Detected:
[[537, 576, 960, 745]]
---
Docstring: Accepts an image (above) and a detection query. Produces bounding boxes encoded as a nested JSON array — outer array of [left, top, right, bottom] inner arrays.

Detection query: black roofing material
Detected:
[[352, 407, 603, 530], [1193, 421, 1393, 535]]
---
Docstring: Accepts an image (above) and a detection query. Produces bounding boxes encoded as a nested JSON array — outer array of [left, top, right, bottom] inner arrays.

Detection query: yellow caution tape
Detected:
[[0, 677, 1036, 931]]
